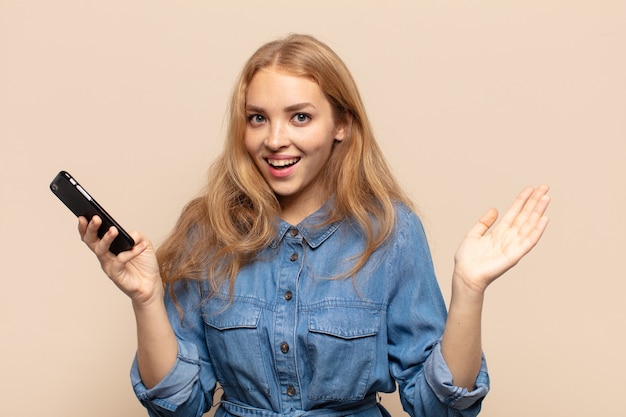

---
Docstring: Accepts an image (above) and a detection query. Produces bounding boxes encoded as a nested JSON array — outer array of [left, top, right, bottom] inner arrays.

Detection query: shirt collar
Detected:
[[272, 199, 344, 249]]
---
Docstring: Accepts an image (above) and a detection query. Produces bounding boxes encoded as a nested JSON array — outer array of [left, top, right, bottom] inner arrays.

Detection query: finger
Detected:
[[517, 214, 550, 256], [116, 238, 148, 263], [518, 192, 551, 237], [82, 216, 103, 247], [109, 230, 149, 261], [77, 216, 89, 238], [498, 186, 535, 228], [502, 185, 550, 231], [93, 225, 119, 257], [466, 207, 499, 238], [530, 214, 550, 243], [512, 185, 550, 235], [519, 184, 549, 216]]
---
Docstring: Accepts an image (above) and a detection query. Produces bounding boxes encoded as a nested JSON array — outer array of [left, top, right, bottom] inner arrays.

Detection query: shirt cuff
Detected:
[[130, 341, 201, 411], [424, 342, 490, 410]]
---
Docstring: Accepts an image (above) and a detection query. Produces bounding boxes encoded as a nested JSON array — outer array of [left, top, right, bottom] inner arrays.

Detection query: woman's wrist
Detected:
[[131, 283, 166, 313], [451, 268, 488, 302]]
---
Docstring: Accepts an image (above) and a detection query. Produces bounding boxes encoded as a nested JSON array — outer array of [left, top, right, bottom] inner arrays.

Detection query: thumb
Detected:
[[467, 207, 499, 238]]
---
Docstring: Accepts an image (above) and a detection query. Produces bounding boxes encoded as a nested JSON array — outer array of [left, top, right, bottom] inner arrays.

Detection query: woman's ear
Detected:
[[334, 113, 353, 142]]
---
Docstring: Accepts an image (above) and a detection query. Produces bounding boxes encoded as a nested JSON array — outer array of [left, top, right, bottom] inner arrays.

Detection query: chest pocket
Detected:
[[306, 306, 380, 401], [202, 300, 270, 394]]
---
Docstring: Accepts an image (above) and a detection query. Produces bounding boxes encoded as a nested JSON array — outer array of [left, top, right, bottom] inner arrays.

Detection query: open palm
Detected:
[[454, 185, 551, 293]]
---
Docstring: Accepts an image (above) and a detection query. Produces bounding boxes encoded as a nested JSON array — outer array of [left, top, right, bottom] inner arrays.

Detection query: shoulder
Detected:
[[388, 202, 432, 257], [393, 201, 425, 231]]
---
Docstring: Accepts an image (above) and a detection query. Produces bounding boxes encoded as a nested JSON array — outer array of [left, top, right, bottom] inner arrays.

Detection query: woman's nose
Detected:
[[264, 123, 289, 150]]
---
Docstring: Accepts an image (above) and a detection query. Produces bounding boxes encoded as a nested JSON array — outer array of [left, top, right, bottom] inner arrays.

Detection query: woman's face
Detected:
[[244, 68, 347, 219]]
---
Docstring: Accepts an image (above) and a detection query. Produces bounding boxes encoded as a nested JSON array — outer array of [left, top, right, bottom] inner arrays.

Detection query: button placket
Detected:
[[273, 230, 303, 406]]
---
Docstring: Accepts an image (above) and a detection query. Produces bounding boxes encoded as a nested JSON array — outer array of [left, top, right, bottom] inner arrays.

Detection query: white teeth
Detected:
[[267, 158, 299, 167]]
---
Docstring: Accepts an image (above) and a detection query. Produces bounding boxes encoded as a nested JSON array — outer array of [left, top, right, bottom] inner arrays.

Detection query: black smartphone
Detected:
[[50, 171, 135, 255]]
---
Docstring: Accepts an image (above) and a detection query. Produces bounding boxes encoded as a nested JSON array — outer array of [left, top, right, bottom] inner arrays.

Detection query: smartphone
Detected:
[[50, 171, 135, 255]]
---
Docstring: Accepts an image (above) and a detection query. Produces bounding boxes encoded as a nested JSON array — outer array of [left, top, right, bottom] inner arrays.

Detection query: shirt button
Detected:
[[286, 385, 296, 396], [280, 342, 290, 354], [284, 291, 293, 301], [290, 253, 298, 262], [289, 229, 299, 237]]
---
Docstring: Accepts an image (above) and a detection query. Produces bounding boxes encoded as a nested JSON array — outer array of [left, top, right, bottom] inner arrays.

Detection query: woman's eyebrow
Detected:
[[245, 104, 265, 113], [245, 102, 316, 113], [284, 102, 315, 112]]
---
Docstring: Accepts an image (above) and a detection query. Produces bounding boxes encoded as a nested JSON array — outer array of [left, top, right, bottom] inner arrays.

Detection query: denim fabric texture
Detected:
[[130, 203, 490, 417]]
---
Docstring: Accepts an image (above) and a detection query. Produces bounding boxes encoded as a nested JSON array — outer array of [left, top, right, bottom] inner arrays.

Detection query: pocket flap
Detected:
[[309, 307, 379, 339], [203, 301, 262, 330]]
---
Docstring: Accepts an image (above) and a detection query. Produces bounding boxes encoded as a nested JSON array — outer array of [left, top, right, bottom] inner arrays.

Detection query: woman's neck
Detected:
[[278, 194, 327, 225]]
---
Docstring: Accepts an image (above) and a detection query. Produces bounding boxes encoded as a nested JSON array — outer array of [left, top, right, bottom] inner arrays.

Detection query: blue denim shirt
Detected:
[[130, 203, 490, 417]]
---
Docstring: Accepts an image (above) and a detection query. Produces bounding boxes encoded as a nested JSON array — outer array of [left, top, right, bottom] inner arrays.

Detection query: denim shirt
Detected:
[[130, 203, 490, 417]]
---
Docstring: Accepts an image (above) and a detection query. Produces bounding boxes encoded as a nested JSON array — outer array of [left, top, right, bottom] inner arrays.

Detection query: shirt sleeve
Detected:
[[130, 280, 218, 417], [423, 342, 490, 410], [386, 207, 490, 417]]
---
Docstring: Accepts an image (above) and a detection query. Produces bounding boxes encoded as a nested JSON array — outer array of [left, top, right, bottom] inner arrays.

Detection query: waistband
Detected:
[[219, 393, 379, 417]]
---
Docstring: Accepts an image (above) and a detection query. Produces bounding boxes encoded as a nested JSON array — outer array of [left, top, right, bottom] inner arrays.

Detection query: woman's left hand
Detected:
[[453, 185, 551, 294]]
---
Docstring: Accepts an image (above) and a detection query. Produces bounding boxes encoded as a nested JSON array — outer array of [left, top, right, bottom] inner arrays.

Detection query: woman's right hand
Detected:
[[78, 215, 163, 306]]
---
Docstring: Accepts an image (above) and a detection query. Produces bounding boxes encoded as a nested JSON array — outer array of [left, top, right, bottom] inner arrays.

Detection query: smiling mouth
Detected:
[[266, 158, 300, 169]]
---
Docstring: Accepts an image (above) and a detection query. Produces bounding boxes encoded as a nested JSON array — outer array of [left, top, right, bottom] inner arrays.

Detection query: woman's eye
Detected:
[[292, 113, 311, 124], [247, 114, 266, 125]]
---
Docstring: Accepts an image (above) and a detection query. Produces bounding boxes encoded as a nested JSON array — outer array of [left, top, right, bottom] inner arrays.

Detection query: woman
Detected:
[[79, 34, 550, 417]]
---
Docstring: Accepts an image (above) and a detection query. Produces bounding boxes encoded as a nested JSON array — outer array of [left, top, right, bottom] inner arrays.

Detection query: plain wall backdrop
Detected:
[[1, 1, 624, 416]]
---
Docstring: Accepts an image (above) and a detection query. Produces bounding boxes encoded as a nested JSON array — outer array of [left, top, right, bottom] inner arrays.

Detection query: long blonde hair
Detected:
[[157, 34, 413, 294]]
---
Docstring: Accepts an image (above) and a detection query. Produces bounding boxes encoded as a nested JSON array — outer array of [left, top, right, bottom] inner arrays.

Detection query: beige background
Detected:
[[1, 1, 624, 416]]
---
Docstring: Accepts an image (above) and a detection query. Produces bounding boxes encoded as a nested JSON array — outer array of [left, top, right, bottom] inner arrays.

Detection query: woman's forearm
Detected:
[[132, 293, 179, 389], [440, 273, 485, 390]]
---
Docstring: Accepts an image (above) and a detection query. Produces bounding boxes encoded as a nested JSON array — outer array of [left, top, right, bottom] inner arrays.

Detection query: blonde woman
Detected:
[[79, 34, 550, 417]]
